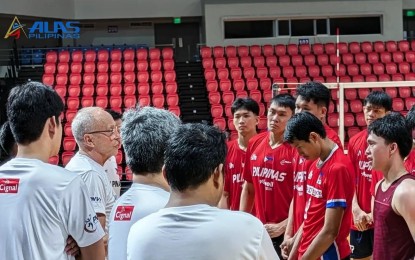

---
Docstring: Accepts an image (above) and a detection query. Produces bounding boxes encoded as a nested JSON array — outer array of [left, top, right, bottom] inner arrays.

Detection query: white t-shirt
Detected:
[[65, 152, 116, 232], [127, 204, 279, 260], [108, 183, 169, 260], [103, 156, 121, 199], [0, 158, 105, 260]]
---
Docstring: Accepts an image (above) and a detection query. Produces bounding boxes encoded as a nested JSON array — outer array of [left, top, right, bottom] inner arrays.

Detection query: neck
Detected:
[[269, 131, 284, 147], [79, 149, 108, 166], [133, 173, 170, 192], [15, 140, 52, 163], [237, 131, 256, 150], [165, 185, 218, 208], [382, 159, 407, 184], [319, 139, 335, 162]]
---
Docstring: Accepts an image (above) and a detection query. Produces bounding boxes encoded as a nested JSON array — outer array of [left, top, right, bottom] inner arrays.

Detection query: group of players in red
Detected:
[[218, 81, 415, 260]]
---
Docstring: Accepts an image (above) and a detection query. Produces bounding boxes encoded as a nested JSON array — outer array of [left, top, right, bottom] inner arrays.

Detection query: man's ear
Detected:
[[83, 133, 94, 148], [309, 132, 320, 143], [320, 106, 327, 121], [212, 163, 224, 189], [162, 165, 168, 183], [48, 116, 57, 138]]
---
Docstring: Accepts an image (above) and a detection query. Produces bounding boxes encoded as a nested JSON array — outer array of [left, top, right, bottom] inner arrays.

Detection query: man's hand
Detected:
[[352, 208, 373, 231], [264, 223, 285, 238], [280, 237, 294, 259], [65, 236, 80, 257]]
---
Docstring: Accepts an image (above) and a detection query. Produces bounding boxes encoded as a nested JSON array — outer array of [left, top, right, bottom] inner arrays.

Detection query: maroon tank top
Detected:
[[373, 174, 415, 260]]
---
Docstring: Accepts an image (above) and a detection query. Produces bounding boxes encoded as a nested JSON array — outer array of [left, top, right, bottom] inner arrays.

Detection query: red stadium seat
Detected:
[[96, 73, 108, 84], [250, 45, 262, 57], [373, 63, 385, 75], [355, 113, 366, 127], [219, 79, 231, 92], [110, 96, 122, 108], [124, 71, 136, 83], [279, 55, 291, 67], [399, 87, 411, 98], [386, 41, 398, 52], [258, 116, 267, 130], [152, 94, 165, 108], [295, 66, 307, 78], [97, 49, 109, 61], [361, 42, 373, 53], [269, 67, 281, 79], [227, 118, 236, 131], [378, 74, 391, 82], [110, 84, 122, 96], [266, 56, 278, 67], [110, 73, 121, 84], [259, 78, 271, 90], [299, 44, 311, 55], [392, 98, 405, 111], [84, 50, 96, 62], [110, 61, 122, 72], [347, 64, 359, 76], [123, 83, 136, 95], [354, 53, 367, 65], [308, 65, 320, 78], [233, 79, 245, 91], [262, 89, 273, 103], [399, 62, 411, 74], [345, 88, 357, 100], [338, 42, 348, 54], [240, 56, 252, 68], [253, 56, 265, 67], [287, 44, 299, 56], [55, 74, 68, 85], [57, 63, 69, 74], [375, 41, 386, 52], [44, 63, 56, 74], [208, 91, 221, 104], [344, 113, 355, 127], [46, 51, 57, 63], [237, 45, 249, 57], [149, 48, 161, 60], [151, 71, 163, 82], [206, 80, 218, 92], [398, 40, 410, 52], [380, 52, 392, 63], [350, 99, 363, 113], [317, 54, 329, 66], [275, 44, 286, 56], [304, 54, 316, 66], [263, 45, 274, 57], [328, 113, 339, 127], [230, 68, 242, 80], [385, 63, 397, 75], [222, 91, 235, 105], [96, 62, 108, 73], [138, 83, 150, 95], [349, 42, 361, 54], [123, 60, 135, 72], [166, 94, 179, 106], [82, 84, 94, 97], [249, 90, 262, 103], [200, 47, 212, 58], [48, 155, 59, 165], [202, 58, 214, 69], [71, 50, 83, 62], [246, 79, 258, 90], [211, 104, 223, 118], [225, 46, 237, 58], [162, 47, 174, 59], [65, 110, 77, 123], [226, 57, 239, 69], [282, 66, 294, 78], [165, 81, 177, 94], [168, 106, 181, 117], [151, 82, 164, 94], [136, 48, 148, 60], [163, 59, 175, 71], [321, 65, 334, 77], [360, 63, 372, 76], [213, 117, 226, 131], [123, 48, 135, 61], [138, 95, 151, 107], [214, 57, 226, 69], [358, 88, 371, 100], [59, 50, 70, 63], [217, 68, 229, 80], [213, 46, 224, 58], [243, 67, 255, 79], [164, 70, 176, 82], [256, 67, 268, 79], [393, 52, 404, 63], [367, 52, 379, 64], [405, 97, 415, 110], [312, 43, 324, 55], [123, 95, 137, 108], [204, 69, 216, 81], [67, 97, 80, 110], [291, 55, 303, 66], [336, 64, 347, 77], [325, 43, 336, 55], [81, 96, 94, 107], [84, 62, 95, 73], [405, 51, 415, 63], [347, 127, 361, 140], [96, 84, 108, 96], [110, 49, 122, 61], [61, 152, 74, 166]]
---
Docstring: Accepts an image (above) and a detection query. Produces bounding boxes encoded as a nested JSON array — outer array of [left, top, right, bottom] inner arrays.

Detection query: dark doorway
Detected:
[[154, 22, 200, 62]]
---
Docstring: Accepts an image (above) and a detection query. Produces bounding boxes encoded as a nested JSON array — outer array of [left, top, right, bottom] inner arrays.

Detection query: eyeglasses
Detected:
[[86, 127, 119, 137]]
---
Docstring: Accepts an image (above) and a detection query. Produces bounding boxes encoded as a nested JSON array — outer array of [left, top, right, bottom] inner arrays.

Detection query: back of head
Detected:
[[284, 111, 327, 143], [164, 123, 227, 192], [231, 97, 259, 115], [121, 107, 181, 175], [296, 81, 330, 109], [270, 93, 295, 111], [0, 121, 16, 163], [363, 91, 392, 111], [7, 81, 64, 145], [406, 105, 415, 130], [368, 112, 412, 159]]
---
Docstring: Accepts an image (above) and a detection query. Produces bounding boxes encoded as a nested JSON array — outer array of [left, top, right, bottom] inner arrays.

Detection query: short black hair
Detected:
[[231, 97, 259, 116], [368, 112, 412, 159], [296, 81, 330, 109], [0, 121, 16, 163], [363, 91, 392, 111], [164, 123, 227, 192], [105, 109, 122, 121], [7, 81, 64, 144], [270, 93, 295, 112], [284, 111, 327, 143], [406, 105, 415, 130]]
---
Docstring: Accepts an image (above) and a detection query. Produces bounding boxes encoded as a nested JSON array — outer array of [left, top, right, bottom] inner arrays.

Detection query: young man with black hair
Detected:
[[0, 121, 17, 164], [218, 97, 259, 211], [368, 113, 415, 259], [284, 112, 353, 260], [240, 94, 297, 258], [347, 91, 391, 260], [108, 107, 181, 260], [127, 123, 278, 259], [0, 82, 105, 260]]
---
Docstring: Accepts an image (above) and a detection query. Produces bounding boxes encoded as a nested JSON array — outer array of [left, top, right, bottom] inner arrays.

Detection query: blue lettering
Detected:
[[28, 22, 43, 34], [66, 21, 80, 33], [54, 22, 67, 33]]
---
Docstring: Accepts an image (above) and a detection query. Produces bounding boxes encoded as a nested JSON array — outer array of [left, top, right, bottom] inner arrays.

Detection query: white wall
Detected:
[[403, 0, 415, 9], [73, 0, 202, 19], [205, 0, 404, 46], [0, 0, 74, 19]]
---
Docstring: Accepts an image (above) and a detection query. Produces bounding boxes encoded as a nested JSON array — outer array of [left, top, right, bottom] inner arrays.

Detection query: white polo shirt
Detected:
[[127, 204, 279, 260], [108, 183, 169, 260], [66, 152, 116, 232], [0, 158, 105, 260], [103, 156, 121, 199]]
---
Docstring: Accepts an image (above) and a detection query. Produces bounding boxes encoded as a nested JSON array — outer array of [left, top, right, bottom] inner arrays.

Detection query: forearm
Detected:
[[284, 200, 294, 239], [302, 229, 337, 260], [352, 191, 362, 214], [288, 225, 302, 260], [239, 183, 254, 212]]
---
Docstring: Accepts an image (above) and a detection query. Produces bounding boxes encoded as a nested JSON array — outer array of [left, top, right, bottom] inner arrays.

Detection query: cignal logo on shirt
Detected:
[[114, 205, 134, 221], [84, 214, 99, 233], [0, 178, 20, 193]]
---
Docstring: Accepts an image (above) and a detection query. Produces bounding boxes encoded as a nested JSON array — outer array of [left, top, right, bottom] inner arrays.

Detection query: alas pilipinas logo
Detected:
[[4, 16, 80, 40], [84, 214, 99, 233], [114, 205, 134, 221], [0, 178, 20, 193]]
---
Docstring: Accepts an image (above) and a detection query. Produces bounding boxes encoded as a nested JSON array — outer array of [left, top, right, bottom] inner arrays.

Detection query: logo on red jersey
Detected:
[[229, 162, 235, 169], [251, 154, 257, 161], [114, 205, 134, 221], [280, 159, 292, 165], [0, 178, 20, 193]]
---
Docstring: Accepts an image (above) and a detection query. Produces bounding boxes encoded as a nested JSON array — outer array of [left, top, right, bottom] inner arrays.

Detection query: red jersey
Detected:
[[373, 174, 415, 259], [404, 149, 415, 175], [223, 140, 247, 211], [243, 132, 296, 224], [291, 125, 343, 234], [348, 129, 381, 230], [298, 146, 353, 260]]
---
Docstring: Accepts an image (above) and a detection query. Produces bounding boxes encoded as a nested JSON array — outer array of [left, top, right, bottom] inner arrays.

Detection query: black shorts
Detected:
[[350, 229, 374, 259], [271, 235, 284, 260]]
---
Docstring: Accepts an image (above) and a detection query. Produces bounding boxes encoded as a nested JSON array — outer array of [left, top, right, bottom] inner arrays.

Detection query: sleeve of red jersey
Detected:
[[324, 164, 352, 209]]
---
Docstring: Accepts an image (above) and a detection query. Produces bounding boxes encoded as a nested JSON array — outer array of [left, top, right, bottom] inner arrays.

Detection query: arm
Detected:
[[352, 191, 371, 231], [77, 239, 106, 260], [239, 181, 255, 212], [217, 191, 229, 209], [286, 224, 303, 260], [264, 218, 288, 238], [302, 207, 344, 260], [284, 200, 294, 239], [392, 179, 415, 242]]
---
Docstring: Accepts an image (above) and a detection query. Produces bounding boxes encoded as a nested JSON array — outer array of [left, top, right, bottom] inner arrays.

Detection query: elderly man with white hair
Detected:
[[66, 107, 120, 252]]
